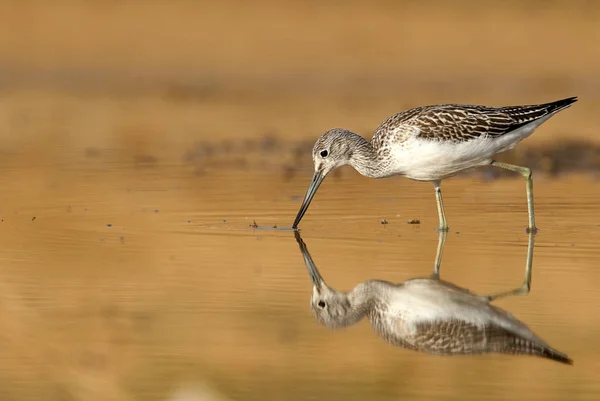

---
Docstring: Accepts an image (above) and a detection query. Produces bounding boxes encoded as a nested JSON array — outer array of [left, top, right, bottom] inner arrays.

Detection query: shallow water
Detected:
[[1, 1, 598, 398], [0, 158, 599, 401]]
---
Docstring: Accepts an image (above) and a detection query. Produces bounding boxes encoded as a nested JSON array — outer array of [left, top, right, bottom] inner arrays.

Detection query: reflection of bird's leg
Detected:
[[484, 231, 535, 302], [430, 230, 447, 280]]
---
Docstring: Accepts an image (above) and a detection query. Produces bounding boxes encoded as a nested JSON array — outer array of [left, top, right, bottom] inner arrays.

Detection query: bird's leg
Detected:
[[484, 231, 535, 302], [490, 161, 537, 234], [430, 230, 447, 280], [433, 181, 449, 232]]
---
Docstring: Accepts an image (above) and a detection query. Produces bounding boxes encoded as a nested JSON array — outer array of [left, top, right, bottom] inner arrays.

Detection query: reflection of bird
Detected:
[[292, 97, 577, 232], [294, 231, 572, 364]]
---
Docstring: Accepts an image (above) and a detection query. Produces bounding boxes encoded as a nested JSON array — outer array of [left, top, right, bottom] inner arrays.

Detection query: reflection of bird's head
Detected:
[[295, 230, 369, 329], [309, 284, 355, 329]]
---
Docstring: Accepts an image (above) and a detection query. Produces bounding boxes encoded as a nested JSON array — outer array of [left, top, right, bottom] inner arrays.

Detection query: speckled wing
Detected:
[[372, 97, 577, 144], [408, 319, 572, 363]]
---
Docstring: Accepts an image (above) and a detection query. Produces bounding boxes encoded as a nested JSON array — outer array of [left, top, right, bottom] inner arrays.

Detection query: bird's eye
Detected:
[[320, 150, 328, 158], [317, 300, 326, 308]]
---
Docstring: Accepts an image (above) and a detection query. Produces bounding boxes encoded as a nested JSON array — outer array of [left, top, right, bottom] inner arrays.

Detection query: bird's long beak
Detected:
[[294, 230, 326, 289], [292, 170, 326, 228]]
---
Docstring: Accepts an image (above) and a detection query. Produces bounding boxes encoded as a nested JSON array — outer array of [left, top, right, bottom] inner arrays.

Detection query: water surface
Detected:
[[0, 160, 598, 401]]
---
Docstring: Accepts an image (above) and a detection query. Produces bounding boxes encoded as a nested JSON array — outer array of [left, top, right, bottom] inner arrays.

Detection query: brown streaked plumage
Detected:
[[292, 97, 578, 232], [374, 98, 577, 143], [294, 230, 573, 365]]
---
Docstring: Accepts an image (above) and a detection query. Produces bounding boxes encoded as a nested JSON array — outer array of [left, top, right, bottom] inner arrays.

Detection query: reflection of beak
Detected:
[[292, 170, 326, 229], [294, 230, 326, 290]]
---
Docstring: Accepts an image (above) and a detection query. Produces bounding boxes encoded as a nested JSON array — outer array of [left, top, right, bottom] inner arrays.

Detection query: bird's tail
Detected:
[[539, 96, 578, 114], [538, 346, 574, 365], [501, 337, 573, 365], [496, 96, 578, 130]]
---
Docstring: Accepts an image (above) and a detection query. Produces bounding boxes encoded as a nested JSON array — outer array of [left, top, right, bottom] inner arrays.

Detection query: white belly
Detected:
[[385, 279, 541, 342], [385, 120, 545, 181], [387, 280, 490, 331], [388, 137, 496, 181]]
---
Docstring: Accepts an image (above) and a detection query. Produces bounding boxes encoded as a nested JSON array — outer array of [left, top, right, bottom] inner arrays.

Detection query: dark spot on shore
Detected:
[[259, 132, 280, 152], [180, 136, 600, 180], [85, 147, 101, 158], [283, 164, 296, 181], [134, 154, 159, 167]]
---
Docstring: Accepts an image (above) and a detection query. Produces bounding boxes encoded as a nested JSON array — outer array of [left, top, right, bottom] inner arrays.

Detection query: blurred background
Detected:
[[0, 1, 599, 400]]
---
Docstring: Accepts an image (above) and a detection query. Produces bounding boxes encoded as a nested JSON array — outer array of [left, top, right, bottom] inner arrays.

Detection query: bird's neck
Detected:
[[345, 281, 389, 324], [345, 133, 383, 178]]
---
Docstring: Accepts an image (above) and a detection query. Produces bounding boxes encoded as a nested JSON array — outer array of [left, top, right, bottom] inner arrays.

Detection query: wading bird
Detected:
[[292, 97, 577, 232]]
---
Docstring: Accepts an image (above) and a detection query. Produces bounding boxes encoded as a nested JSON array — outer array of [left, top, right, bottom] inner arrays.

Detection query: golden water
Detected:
[[1, 158, 599, 400], [1, 1, 599, 399]]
